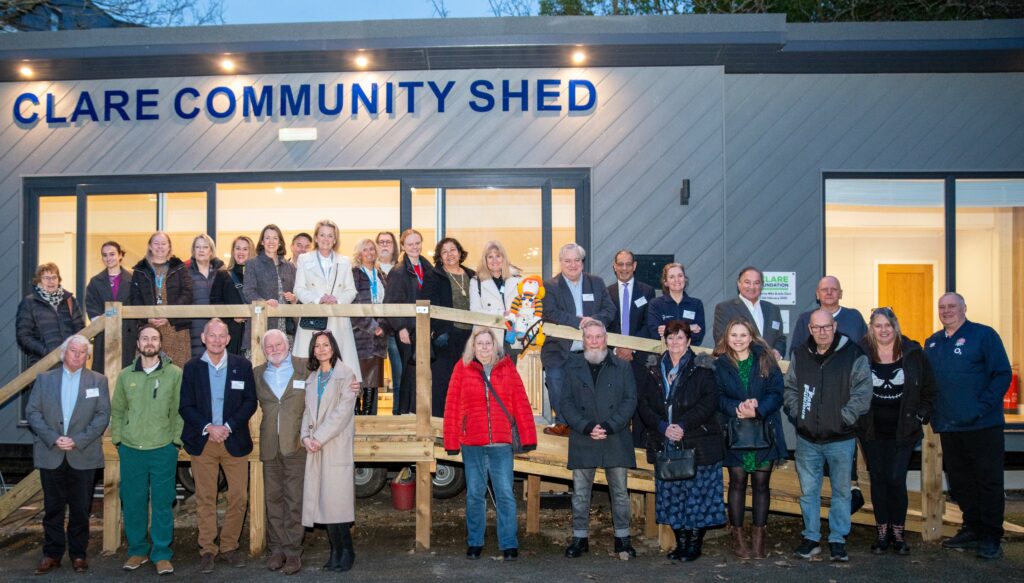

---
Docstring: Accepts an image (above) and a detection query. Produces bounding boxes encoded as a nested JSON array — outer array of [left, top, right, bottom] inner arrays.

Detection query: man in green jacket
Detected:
[[111, 323, 184, 576]]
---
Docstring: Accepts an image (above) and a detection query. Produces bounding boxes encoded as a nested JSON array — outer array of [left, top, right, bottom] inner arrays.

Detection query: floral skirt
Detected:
[[655, 461, 726, 530]]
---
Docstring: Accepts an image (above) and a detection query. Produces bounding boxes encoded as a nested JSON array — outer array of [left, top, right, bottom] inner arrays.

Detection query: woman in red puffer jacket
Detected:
[[443, 326, 537, 562]]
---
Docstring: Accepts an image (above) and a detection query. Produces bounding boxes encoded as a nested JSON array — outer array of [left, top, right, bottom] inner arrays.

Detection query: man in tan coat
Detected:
[[254, 330, 309, 574]]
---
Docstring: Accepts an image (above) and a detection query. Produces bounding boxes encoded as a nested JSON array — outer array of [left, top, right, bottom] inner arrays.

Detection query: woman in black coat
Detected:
[[382, 228, 435, 415], [423, 237, 475, 416], [129, 231, 193, 366], [85, 241, 133, 371], [212, 235, 253, 356], [16, 263, 85, 367], [637, 320, 725, 563], [186, 234, 225, 358], [857, 307, 936, 556], [243, 225, 297, 342], [351, 238, 388, 415], [713, 318, 787, 560]]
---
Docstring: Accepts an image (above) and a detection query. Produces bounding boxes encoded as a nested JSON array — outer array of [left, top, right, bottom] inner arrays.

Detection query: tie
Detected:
[[621, 283, 630, 335]]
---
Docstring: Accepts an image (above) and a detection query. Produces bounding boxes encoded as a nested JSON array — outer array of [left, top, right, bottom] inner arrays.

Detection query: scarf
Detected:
[[36, 285, 64, 309]]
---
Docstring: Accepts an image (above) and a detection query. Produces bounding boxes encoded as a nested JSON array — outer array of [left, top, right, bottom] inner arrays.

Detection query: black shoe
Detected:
[[681, 529, 705, 562], [466, 546, 483, 560], [503, 548, 518, 561], [890, 524, 910, 556], [793, 538, 821, 560], [336, 524, 355, 572], [614, 536, 637, 558], [942, 528, 980, 549], [667, 528, 689, 561], [976, 540, 1003, 560], [829, 542, 849, 562], [871, 524, 890, 555], [565, 537, 589, 558], [323, 524, 342, 571]]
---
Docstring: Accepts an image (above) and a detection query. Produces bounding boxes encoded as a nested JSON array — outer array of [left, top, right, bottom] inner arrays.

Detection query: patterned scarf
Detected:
[[36, 285, 64, 309]]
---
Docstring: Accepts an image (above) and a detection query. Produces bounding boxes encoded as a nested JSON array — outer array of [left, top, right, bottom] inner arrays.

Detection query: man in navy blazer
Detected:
[[541, 243, 615, 436], [178, 318, 257, 572], [606, 249, 656, 446]]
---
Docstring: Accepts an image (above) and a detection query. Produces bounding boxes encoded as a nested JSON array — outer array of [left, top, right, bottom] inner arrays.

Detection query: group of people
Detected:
[[18, 230, 1013, 573]]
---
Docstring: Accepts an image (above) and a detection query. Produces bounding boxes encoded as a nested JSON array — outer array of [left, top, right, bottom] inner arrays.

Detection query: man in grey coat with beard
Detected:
[[560, 320, 637, 560]]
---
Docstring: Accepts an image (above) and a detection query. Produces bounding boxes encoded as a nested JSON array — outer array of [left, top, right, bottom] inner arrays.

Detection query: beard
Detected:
[[583, 348, 608, 365], [139, 346, 160, 358]]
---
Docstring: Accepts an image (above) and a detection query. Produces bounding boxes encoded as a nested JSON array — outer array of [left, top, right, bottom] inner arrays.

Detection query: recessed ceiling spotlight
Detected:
[[220, 58, 236, 72], [19, 65, 33, 77], [354, 54, 369, 69], [572, 50, 586, 65]]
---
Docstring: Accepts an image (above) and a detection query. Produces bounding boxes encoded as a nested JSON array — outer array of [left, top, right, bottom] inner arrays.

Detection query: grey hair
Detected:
[[262, 328, 288, 349], [581, 319, 607, 335], [558, 242, 586, 262], [940, 291, 966, 307], [203, 317, 229, 334], [60, 334, 91, 358], [461, 326, 505, 365]]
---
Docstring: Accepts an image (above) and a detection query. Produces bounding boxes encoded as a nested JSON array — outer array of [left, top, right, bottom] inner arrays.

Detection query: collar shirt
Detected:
[[739, 295, 765, 336], [201, 352, 228, 427], [60, 366, 83, 434], [264, 358, 294, 401], [565, 276, 584, 352]]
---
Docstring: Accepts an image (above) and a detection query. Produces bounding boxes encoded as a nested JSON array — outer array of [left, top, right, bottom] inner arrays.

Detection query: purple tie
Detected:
[[621, 283, 630, 335]]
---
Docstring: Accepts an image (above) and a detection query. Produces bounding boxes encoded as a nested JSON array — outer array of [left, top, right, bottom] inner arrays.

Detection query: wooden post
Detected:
[[921, 425, 944, 541], [414, 300, 433, 551], [102, 301, 123, 554], [630, 493, 645, 521], [526, 474, 541, 534], [644, 493, 658, 539], [248, 302, 267, 557]]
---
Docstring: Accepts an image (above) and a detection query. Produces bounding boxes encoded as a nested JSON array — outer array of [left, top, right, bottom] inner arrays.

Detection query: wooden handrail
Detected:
[[0, 316, 106, 409]]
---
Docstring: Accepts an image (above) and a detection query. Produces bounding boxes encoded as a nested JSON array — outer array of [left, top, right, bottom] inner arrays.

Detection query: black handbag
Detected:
[[727, 417, 772, 450], [481, 372, 526, 454], [655, 405, 696, 481]]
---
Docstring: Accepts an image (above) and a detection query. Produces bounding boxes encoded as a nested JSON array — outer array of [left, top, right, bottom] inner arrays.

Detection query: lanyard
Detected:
[[362, 266, 380, 303]]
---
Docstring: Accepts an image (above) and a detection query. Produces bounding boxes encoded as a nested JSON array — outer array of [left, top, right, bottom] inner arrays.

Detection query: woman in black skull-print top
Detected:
[[856, 307, 936, 557]]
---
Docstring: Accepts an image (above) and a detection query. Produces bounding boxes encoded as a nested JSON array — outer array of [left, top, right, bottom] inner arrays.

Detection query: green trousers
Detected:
[[119, 444, 178, 561]]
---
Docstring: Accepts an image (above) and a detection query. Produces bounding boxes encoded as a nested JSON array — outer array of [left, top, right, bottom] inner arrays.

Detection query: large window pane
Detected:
[[38, 196, 77, 294], [956, 178, 1024, 376], [85, 194, 156, 281], [216, 181, 400, 262], [445, 188, 543, 276], [825, 179, 945, 344], [552, 188, 577, 277], [411, 187, 438, 258], [164, 192, 207, 260]]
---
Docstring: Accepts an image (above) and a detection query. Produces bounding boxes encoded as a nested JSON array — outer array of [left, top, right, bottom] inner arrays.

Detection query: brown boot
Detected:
[[751, 525, 767, 559], [731, 524, 752, 559]]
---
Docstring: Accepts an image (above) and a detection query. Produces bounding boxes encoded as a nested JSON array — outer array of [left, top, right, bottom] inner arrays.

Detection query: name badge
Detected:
[[85, 388, 100, 399], [634, 297, 647, 308], [293, 380, 306, 390], [230, 380, 245, 390], [582, 293, 595, 302], [682, 310, 696, 320], [771, 320, 781, 330]]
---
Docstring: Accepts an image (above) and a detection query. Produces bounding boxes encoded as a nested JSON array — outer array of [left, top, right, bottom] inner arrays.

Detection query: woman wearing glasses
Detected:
[[857, 307, 936, 555]]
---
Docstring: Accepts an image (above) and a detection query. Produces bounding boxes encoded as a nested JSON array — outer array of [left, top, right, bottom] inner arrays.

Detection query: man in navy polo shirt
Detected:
[[925, 292, 1011, 560]]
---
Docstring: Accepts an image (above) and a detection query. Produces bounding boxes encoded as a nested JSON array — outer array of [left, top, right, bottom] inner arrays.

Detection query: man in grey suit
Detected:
[[25, 335, 110, 575], [541, 243, 615, 436], [712, 266, 787, 359]]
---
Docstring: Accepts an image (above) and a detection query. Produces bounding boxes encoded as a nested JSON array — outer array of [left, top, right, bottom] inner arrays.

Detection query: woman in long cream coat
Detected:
[[301, 331, 359, 572], [292, 219, 362, 382]]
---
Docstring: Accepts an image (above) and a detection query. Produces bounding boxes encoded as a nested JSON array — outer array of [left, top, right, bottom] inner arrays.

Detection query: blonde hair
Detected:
[[314, 219, 340, 251], [191, 233, 217, 258], [475, 240, 512, 281], [461, 326, 505, 364], [227, 236, 254, 269], [352, 238, 378, 266], [146, 231, 172, 261]]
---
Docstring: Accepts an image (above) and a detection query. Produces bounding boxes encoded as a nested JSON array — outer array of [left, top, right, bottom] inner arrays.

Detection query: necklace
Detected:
[[447, 269, 467, 297]]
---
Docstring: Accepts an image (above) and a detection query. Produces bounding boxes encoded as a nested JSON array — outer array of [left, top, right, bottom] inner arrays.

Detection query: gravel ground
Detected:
[[1, 484, 1022, 582]]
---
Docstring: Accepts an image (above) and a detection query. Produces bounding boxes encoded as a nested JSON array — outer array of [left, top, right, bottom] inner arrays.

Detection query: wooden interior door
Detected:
[[878, 264, 934, 344]]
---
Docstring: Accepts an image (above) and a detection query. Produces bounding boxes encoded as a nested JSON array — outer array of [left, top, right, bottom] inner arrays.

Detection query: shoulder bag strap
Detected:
[[481, 371, 516, 429]]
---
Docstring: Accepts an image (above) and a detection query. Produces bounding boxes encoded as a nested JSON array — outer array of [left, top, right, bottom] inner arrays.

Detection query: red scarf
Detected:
[[413, 262, 424, 289]]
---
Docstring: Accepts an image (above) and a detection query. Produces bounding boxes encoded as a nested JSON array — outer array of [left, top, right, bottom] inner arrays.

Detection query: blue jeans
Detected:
[[462, 445, 518, 550], [795, 436, 856, 543], [387, 336, 402, 414], [544, 366, 566, 424]]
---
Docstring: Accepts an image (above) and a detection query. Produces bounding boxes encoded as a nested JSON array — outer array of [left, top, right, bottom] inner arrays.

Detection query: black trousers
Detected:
[[941, 426, 1005, 542], [860, 438, 914, 525], [40, 460, 96, 560]]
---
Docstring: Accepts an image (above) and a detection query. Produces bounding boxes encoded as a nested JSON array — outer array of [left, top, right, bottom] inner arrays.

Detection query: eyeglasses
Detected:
[[809, 324, 835, 333]]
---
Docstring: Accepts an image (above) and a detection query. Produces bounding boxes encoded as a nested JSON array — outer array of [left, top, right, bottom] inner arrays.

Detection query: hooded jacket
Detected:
[[784, 333, 872, 444]]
